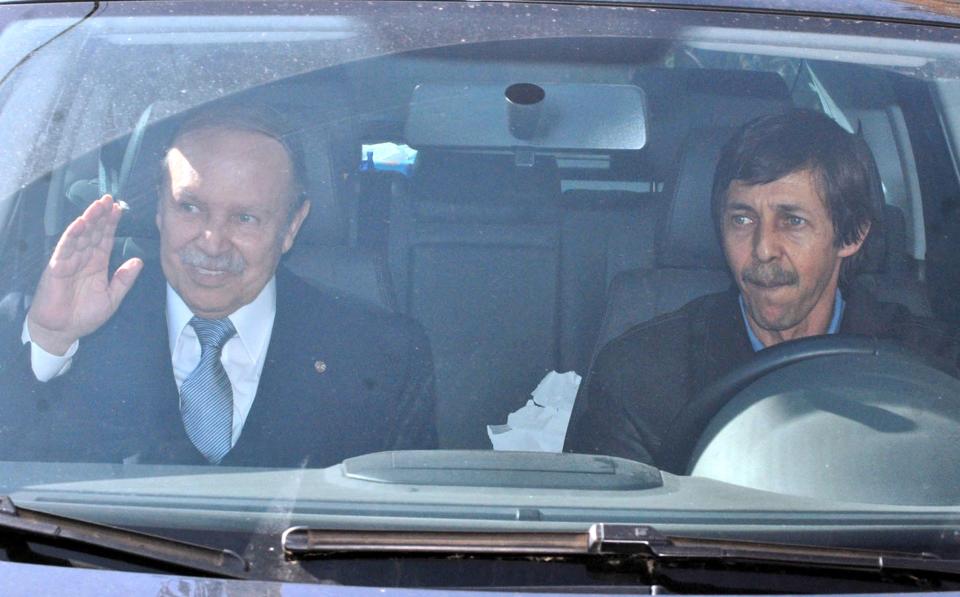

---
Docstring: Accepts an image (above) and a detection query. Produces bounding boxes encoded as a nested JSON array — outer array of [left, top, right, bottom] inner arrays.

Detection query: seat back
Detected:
[[558, 190, 662, 373], [592, 128, 737, 355], [282, 125, 397, 311], [389, 151, 562, 448]]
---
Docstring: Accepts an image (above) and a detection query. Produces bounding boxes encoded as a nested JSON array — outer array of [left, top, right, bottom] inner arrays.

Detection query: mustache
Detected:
[[178, 247, 245, 274], [741, 262, 798, 288]]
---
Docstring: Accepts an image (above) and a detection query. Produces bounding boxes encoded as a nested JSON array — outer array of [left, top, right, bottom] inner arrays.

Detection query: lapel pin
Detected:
[[314, 360, 327, 374]]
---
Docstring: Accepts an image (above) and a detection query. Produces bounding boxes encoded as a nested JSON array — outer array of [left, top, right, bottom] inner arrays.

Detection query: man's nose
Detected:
[[752, 221, 781, 262], [195, 224, 231, 254]]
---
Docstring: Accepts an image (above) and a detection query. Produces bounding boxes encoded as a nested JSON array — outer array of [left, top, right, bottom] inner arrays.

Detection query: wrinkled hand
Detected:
[[27, 195, 143, 355]]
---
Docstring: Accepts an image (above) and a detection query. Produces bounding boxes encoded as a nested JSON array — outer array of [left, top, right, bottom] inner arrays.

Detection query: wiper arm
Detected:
[[283, 523, 960, 577], [0, 496, 248, 578]]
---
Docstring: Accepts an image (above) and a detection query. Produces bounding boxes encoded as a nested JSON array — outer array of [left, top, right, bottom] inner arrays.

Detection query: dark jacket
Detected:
[[564, 285, 960, 472], [0, 264, 438, 467]]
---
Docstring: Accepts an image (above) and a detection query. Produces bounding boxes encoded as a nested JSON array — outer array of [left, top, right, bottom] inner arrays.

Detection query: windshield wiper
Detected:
[[283, 523, 960, 579], [0, 496, 248, 578]]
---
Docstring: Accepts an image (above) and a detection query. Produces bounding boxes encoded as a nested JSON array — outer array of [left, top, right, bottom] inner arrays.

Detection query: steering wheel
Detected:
[[655, 335, 934, 475]]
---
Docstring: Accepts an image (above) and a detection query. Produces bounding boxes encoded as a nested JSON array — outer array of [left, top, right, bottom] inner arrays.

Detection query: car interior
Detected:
[[1, 34, 955, 454]]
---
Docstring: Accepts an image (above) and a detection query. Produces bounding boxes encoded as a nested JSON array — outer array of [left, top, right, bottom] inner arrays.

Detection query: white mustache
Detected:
[[179, 247, 245, 274]]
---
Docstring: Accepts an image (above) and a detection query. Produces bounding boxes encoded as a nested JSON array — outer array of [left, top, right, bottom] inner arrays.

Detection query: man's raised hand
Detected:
[[26, 195, 143, 355]]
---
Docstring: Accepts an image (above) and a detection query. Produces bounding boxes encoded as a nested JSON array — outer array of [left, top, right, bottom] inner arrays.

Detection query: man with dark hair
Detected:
[[1, 105, 438, 467], [710, 110, 879, 298], [564, 109, 960, 472]]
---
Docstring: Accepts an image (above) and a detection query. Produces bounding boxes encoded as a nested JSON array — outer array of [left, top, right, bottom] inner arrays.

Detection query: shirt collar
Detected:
[[166, 277, 277, 362], [739, 288, 845, 352]]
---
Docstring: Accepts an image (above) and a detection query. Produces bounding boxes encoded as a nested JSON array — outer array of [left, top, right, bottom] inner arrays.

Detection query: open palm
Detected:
[[27, 195, 143, 355]]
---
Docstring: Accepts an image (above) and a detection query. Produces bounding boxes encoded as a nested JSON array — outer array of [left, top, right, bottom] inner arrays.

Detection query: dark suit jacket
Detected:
[[0, 264, 438, 467], [564, 285, 960, 473]]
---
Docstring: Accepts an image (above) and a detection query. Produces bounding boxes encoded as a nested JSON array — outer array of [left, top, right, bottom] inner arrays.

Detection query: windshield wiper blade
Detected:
[[0, 496, 248, 578], [283, 523, 960, 577], [594, 524, 960, 576]]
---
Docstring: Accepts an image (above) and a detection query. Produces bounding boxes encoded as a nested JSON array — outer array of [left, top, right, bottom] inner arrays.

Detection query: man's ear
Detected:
[[839, 220, 872, 258], [281, 199, 311, 254]]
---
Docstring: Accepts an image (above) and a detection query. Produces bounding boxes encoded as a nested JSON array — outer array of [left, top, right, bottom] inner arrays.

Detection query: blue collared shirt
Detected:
[[739, 289, 845, 352]]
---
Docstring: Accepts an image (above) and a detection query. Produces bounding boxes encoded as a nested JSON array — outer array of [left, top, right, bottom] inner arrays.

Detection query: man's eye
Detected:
[[237, 214, 259, 224], [731, 215, 752, 226], [180, 202, 199, 214], [784, 215, 806, 228]]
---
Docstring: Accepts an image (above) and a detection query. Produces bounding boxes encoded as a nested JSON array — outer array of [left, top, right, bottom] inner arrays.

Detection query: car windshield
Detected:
[[2, 0, 960, 589]]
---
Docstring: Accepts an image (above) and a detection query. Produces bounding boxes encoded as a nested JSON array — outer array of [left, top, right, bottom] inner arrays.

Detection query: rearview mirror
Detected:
[[405, 82, 647, 151]]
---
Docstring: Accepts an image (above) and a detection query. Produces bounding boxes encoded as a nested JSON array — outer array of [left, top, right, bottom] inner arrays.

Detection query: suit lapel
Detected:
[[224, 270, 339, 467]]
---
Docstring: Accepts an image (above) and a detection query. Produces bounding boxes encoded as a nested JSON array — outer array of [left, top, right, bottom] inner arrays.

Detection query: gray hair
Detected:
[[162, 103, 309, 213]]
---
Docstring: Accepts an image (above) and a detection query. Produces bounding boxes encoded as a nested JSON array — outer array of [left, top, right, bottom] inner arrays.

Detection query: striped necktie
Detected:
[[180, 316, 236, 464]]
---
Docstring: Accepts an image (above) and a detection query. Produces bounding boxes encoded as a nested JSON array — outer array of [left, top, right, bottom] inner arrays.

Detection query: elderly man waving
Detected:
[[3, 107, 437, 467]]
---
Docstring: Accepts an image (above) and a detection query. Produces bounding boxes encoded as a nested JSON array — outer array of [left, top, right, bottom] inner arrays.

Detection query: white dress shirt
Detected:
[[21, 277, 278, 447]]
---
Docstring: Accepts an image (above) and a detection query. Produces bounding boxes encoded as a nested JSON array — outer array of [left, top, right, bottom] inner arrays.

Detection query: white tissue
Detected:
[[487, 370, 582, 452]]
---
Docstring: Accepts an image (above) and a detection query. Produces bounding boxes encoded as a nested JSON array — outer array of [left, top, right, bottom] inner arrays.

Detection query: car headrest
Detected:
[[656, 128, 734, 270], [289, 126, 351, 247], [409, 151, 560, 223], [633, 68, 791, 179]]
